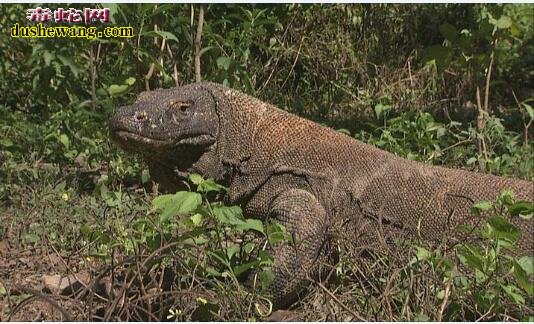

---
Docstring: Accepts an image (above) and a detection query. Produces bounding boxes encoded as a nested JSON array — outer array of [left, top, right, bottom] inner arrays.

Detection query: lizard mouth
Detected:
[[111, 130, 174, 151], [111, 130, 217, 153]]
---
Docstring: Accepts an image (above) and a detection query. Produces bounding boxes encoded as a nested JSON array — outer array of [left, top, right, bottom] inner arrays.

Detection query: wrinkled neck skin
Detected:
[[209, 85, 292, 204], [145, 139, 222, 191], [207, 84, 267, 164]]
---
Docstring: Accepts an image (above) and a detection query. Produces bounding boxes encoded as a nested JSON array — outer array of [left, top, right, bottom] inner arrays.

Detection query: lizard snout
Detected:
[[110, 105, 150, 134]]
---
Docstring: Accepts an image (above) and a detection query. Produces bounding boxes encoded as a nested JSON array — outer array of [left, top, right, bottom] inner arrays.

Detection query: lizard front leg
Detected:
[[264, 188, 329, 308]]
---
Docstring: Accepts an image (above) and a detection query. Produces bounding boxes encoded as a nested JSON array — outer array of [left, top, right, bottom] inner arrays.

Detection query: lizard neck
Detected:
[[208, 85, 270, 173]]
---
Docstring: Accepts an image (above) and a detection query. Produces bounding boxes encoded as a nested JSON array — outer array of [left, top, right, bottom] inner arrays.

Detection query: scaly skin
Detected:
[[110, 82, 533, 308]]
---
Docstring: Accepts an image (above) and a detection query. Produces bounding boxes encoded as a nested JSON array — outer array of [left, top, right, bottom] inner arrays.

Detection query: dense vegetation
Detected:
[[0, 3, 532, 321]]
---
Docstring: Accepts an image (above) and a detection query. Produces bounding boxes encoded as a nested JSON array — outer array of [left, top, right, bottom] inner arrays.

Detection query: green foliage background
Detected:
[[1, 4, 533, 177], [0, 3, 532, 321]]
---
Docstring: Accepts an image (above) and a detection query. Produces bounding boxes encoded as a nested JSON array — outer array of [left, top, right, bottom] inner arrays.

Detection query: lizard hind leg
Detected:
[[264, 188, 330, 309]]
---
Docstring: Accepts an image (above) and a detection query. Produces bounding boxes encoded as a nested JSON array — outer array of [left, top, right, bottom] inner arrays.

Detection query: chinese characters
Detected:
[[26, 7, 110, 24]]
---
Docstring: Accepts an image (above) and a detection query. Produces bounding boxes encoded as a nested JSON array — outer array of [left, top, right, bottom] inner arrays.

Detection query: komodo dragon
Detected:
[[110, 82, 533, 308]]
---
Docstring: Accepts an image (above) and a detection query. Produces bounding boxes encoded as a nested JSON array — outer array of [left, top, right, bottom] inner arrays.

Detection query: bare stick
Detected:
[[167, 43, 180, 86], [89, 45, 97, 110], [408, 59, 414, 87], [11, 285, 72, 321], [310, 276, 367, 321], [437, 274, 453, 321], [281, 37, 304, 89], [145, 64, 155, 91], [483, 43, 496, 114], [475, 87, 486, 172], [194, 5, 205, 82], [512, 89, 531, 146]]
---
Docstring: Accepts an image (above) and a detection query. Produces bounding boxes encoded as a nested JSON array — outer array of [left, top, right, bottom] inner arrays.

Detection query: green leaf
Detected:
[[102, 3, 118, 24], [233, 260, 260, 277], [487, 216, 519, 242], [43, 50, 54, 66], [266, 222, 291, 245], [457, 245, 484, 272], [336, 128, 351, 135], [198, 178, 226, 193], [416, 246, 431, 260], [501, 284, 525, 305], [125, 77, 136, 86], [190, 213, 203, 226], [57, 54, 81, 77], [410, 246, 431, 265], [236, 219, 264, 234], [473, 201, 492, 211], [207, 250, 230, 268], [498, 189, 515, 206], [212, 206, 264, 233], [518, 256, 533, 276], [216, 56, 233, 71], [513, 260, 533, 295], [523, 103, 534, 120], [188, 174, 226, 193], [80, 224, 92, 237], [471, 201, 492, 215], [59, 134, 70, 149], [199, 46, 215, 57], [189, 173, 204, 186], [439, 23, 458, 42], [422, 45, 452, 72], [258, 250, 274, 266], [108, 84, 129, 97], [0, 138, 13, 147], [494, 15, 512, 29], [204, 265, 221, 277], [225, 245, 240, 260], [212, 205, 244, 225], [22, 233, 40, 244], [413, 313, 430, 322], [374, 103, 391, 119], [156, 31, 179, 42], [508, 201, 533, 220], [142, 30, 179, 42], [152, 192, 202, 222], [259, 268, 275, 291], [141, 169, 150, 184], [466, 157, 477, 165]]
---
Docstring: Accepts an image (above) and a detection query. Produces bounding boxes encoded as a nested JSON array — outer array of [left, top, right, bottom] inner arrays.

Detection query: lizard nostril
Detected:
[[135, 111, 148, 121]]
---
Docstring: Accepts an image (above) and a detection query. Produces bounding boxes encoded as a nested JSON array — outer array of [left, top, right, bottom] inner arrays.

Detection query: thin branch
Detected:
[[194, 5, 205, 83], [475, 86, 486, 172], [437, 274, 453, 321], [407, 59, 414, 87], [311, 277, 367, 321], [281, 36, 304, 89], [512, 89, 532, 146], [89, 45, 97, 110], [144, 24, 159, 91], [11, 285, 72, 321], [483, 42, 496, 113], [441, 139, 473, 152], [145, 63, 155, 91]]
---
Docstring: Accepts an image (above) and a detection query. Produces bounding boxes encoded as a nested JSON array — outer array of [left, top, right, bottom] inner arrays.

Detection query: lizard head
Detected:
[[110, 84, 219, 172]]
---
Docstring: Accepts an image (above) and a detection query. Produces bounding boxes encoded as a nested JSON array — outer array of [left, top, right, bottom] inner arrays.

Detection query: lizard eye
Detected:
[[170, 101, 191, 113]]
